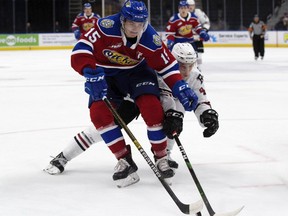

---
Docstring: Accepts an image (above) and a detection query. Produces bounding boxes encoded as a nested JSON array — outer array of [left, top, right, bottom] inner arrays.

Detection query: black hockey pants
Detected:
[[252, 35, 265, 57]]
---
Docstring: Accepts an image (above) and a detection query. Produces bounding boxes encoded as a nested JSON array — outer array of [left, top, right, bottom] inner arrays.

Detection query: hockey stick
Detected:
[[103, 97, 203, 215], [173, 134, 244, 216]]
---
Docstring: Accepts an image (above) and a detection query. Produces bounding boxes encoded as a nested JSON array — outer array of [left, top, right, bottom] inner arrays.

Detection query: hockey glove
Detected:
[[172, 80, 198, 111], [74, 29, 81, 40], [163, 109, 184, 139], [200, 109, 219, 137], [167, 39, 174, 50], [199, 30, 210, 41], [83, 67, 107, 101]]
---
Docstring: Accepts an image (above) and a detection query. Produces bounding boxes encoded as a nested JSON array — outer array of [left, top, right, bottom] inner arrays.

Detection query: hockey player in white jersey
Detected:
[[44, 43, 219, 186], [187, 0, 210, 70], [163, 43, 218, 168]]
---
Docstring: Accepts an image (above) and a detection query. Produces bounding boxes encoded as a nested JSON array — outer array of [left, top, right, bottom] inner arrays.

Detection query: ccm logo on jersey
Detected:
[[103, 49, 139, 65], [136, 81, 156, 87]]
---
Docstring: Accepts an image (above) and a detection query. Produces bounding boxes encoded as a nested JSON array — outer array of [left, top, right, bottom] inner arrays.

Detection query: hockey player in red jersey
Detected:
[[165, 0, 209, 50], [69, 0, 198, 187], [44, 43, 219, 186], [72, 3, 100, 40]]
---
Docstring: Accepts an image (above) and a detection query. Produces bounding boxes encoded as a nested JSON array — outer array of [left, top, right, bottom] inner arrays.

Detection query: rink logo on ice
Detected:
[[0, 34, 39, 47]]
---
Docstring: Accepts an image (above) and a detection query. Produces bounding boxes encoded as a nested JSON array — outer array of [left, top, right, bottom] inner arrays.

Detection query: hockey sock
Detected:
[[62, 125, 102, 161], [136, 95, 167, 158]]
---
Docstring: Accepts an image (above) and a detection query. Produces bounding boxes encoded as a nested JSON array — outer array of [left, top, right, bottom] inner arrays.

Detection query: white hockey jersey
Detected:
[[158, 66, 211, 128], [193, 8, 210, 31]]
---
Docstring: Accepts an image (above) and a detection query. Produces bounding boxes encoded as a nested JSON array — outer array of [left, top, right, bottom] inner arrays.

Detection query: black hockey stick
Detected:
[[103, 97, 203, 215], [173, 134, 244, 216]]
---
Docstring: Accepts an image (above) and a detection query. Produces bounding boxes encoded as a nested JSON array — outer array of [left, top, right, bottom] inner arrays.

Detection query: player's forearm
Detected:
[[71, 54, 96, 75]]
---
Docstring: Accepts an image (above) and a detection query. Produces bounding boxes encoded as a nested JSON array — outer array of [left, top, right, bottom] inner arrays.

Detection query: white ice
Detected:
[[0, 47, 288, 216]]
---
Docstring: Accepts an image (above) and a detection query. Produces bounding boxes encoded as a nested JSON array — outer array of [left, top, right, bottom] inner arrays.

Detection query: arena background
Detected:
[[1, 0, 287, 33], [0, 0, 287, 49]]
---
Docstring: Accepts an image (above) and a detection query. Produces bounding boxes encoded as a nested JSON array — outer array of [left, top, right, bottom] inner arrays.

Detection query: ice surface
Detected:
[[0, 48, 288, 216]]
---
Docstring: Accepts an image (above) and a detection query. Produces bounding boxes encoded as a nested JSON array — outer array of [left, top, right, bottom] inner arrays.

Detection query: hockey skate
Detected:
[[113, 153, 139, 188], [43, 152, 68, 175], [156, 156, 175, 185]]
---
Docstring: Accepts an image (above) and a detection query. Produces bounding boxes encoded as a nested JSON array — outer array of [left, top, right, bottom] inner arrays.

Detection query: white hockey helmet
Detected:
[[172, 43, 197, 64], [187, 0, 195, 5]]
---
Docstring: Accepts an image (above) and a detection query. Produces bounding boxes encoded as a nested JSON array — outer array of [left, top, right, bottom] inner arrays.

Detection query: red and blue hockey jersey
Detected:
[[71, 13, 182, 89], [72, 12, 101, 34], [166, 12, 202, 44]]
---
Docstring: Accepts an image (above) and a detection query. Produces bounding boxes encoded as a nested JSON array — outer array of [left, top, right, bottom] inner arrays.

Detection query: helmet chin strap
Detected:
[[120, 19, 148, 49], [121, 27, 142, 49]]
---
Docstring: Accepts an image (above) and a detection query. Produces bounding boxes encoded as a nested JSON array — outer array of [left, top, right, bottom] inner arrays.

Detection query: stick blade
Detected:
[[189, 200, 204, 214], [214, 206, 244, 216]]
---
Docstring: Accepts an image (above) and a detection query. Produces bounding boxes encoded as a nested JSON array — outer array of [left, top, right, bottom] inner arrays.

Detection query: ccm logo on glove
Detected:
[[86, 75, 105, 82]]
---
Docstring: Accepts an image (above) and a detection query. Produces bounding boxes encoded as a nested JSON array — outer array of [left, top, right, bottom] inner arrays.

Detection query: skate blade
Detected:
[[115, 172, 140, 188], [43, 164, 61, 175]]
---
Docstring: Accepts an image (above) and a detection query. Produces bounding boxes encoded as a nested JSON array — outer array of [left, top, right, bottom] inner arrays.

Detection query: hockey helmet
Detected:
[[83, 3, 92, 8], [178, 0, 189, 7], [172, 43, 197, 64], [187, 0, 195, 5], [121, 0, 148, 23]]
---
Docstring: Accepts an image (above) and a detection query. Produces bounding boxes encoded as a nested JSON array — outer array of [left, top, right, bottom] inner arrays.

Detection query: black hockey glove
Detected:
[[163, 109, 184, 139], [200, 109, 219, 138]]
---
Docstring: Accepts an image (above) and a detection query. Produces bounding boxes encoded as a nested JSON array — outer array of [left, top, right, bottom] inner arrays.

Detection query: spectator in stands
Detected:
[[275, 16, 288, 30], [26, 22, 32, 33], [55, 21, 61, 33]]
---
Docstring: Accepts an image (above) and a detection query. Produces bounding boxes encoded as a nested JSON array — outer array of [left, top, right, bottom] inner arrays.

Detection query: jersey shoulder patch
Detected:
[[140, 25, 163, 50], [100, 19, 115, 28], [97, 14, 121, 36], [152, 34, 162, 46]]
